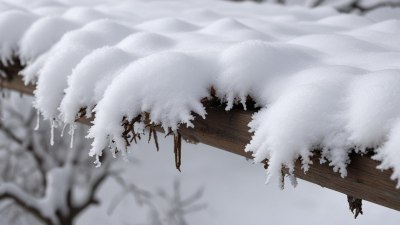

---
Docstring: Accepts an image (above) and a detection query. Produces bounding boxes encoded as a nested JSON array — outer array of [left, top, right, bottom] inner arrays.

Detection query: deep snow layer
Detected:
[[0, 0, 400, 186]]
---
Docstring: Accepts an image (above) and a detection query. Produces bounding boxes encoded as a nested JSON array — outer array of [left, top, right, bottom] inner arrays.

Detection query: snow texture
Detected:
[[1, 0, 400, 186]]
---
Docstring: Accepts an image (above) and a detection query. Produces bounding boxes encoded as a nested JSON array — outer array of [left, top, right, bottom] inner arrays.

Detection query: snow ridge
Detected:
[[1, 0, 400, 187]]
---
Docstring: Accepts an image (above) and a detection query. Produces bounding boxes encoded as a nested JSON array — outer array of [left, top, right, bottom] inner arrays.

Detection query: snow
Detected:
[[39, 165, 73, 222], [32, 19, 133, 120], [246, 66, 362, 181], [345, 70, 400, 149], [0, 10, 37, 65], [1, 0, 400, 187], [60, 46, 135, 124], [88, 51, 216, 158], [79, 137, 400, 225], [217, 40, 318, 109]]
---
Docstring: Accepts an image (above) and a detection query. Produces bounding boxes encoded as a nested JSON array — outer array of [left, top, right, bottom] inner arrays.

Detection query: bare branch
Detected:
[[108, 174, 152, 215], [73, 157, 111, 215], [0, 122, 23, 145], [0, 183, 52, 225]]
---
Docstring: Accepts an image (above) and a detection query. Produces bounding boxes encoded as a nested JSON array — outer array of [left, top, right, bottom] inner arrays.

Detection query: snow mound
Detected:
[[2, 0, 400, 187], [136, 17, 200, 33], [88, 52, 216, 158], [60, 46, 135, 124], [116, 32, 176, 55], [345, 70, 400, 149], [19, 16, 79, 64], [217, 40, 318, 109], [0, 10, 37, 65]]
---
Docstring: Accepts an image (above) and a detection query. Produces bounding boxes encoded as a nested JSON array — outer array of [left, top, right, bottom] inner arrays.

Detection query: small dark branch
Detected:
[[0, 59, 23, 81], [73, 168, 109, 217], [174, 133, 182, 172], [148, 127, 153, 144], [152, 128, 159, 151], [347, 195, 363, 218], [121, 117, 132, 147], [165, 128, 174, 138], [148, 127, 160, 151], [0, 189, 52, 225], [280, 168, 285, 190], [121, 115, 142, 146]]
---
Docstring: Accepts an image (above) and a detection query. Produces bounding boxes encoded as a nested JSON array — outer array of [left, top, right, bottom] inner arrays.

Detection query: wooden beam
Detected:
[[0, 75, 35, 95], [179, 108, 400, 211], [1, 69, 400, 212]]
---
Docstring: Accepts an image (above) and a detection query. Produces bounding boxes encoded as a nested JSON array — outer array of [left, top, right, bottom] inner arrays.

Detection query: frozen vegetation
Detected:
[[0, 94, 205, 225], [0, 0, 400, 188]]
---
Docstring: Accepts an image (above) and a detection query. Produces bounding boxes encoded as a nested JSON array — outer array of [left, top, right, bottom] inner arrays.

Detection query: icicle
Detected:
[[68, 123, 76, 148], [61, 123, 67, 137], [34, 110, 40, 130], [50, 120, 55, 146]]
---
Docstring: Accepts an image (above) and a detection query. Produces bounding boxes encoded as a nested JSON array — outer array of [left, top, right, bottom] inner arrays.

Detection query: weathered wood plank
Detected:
[[179, 107, 400, 211], [1, 71, 400, 211]]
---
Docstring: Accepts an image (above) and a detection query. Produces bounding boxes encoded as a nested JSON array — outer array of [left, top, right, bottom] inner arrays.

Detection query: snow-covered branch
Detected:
[[0, 183, 52, 225], [0, 95, 113, 225]]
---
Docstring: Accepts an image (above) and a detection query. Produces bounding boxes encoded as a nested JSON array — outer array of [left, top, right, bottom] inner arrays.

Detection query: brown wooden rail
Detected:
[[1, 65, 400, 212]]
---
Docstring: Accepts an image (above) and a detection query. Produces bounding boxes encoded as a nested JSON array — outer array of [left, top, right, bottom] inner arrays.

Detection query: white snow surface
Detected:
[[1, 0, 400, 186]]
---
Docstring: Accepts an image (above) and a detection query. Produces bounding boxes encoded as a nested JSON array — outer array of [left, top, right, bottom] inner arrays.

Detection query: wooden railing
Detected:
[[1, 64, 399, 212]]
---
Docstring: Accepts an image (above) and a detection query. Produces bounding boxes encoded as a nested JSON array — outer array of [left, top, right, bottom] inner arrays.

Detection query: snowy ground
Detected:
[[78, 137, 400, 225]]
